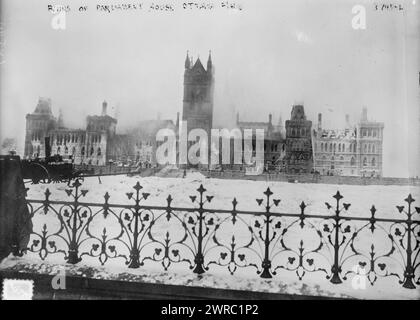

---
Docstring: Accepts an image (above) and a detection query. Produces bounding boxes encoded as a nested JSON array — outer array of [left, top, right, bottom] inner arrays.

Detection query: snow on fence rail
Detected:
[[14, 179, 420, 289]]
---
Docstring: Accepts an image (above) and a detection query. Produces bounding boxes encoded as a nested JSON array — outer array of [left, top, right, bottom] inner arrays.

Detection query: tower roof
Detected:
[[57, 109, 65, 128], [191, 57, 206, 74], [185, 51, 190, 69], [290, 105, 307, 121], [207, 51, 212, 70]]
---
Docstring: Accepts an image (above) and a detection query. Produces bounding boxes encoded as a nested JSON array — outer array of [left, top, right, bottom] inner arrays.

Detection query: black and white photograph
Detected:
[[0, 0, 419, 304]]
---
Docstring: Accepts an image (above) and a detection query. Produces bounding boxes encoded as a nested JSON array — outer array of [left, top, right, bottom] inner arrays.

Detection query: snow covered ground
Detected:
[[25, 171, 420, 217], [1, 171, 419, 299]]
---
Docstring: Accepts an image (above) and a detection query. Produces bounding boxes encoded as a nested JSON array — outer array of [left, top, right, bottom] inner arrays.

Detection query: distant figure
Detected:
[[183, 169, 186, 178]]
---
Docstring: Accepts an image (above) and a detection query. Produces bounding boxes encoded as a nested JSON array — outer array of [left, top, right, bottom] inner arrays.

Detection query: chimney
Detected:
[[58, 109, 64, 128], [361, 107, 368, 121], [268, 113, 272, 124], [102, 101, 107, 116], [317, 113, 322, 131]]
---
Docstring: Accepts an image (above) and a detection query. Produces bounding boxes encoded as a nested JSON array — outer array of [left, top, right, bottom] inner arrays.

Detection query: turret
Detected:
[[57, 109, 64, 128], [207, 51, 212, 72], [318, 113, 322, 131], [185, 51, 190, 69], [361, 107, 368, 122], [345, 114, 350, 129], [102, 101, 108, 116]]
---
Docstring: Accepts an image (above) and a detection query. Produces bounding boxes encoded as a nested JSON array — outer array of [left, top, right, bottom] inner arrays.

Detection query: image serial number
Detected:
[[205, 304, 259, 315]]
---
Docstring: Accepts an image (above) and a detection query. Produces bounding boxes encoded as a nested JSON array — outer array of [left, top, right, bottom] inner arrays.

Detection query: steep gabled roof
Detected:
[[190, 57, 206, 74]]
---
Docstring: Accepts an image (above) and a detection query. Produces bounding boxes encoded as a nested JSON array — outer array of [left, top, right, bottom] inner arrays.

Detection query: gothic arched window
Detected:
[[350, 157, 355, 166], [363, 157, 367, 166], [372, 145, 375, 153], [371, 157, 376, 167], [97, 148, 101, 156]]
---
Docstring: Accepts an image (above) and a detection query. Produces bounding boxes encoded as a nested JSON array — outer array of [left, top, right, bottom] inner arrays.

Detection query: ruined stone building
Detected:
[[24, 97, 177, 167], [25, 98, 119, 165], [283, 105, 313, 173], [312, 108, 384, 177], [235, 113, 286, 170], [24, 97, 57, 159]]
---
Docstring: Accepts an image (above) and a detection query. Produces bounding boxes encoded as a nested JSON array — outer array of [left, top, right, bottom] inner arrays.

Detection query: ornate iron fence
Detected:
[[14, 179, 420, 289]]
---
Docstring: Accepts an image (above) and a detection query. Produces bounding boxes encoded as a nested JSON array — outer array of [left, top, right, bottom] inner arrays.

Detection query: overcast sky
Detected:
[[0, 0, 419, 177]]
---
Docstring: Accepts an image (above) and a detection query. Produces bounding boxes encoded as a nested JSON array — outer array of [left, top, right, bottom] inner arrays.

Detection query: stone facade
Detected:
[[24, 98, 178, 167], [25, 99, 118, 166], [312, 108, 384, 177], [283, 105, 313, 173], [235, 113, 286, 170], [24, 98, 57, 158]]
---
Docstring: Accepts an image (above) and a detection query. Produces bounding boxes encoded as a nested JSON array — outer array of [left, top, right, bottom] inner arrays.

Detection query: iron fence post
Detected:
[[193, 185, 206, 274], [260, 188, 273, 278], [402, 194, 416, 289], [68, 180, 82, 264], [128, 182, 142, 268], [330, 191, 343, 284]]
